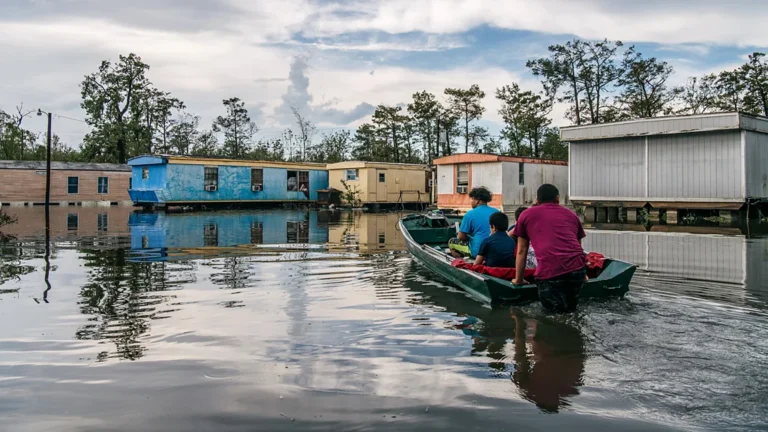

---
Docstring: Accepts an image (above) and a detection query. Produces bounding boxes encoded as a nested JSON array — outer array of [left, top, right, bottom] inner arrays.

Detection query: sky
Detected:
[[2, 0, 768, 149]]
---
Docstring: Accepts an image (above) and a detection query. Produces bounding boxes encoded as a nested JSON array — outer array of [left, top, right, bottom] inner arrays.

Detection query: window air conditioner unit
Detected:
[[205, 184, 218, 192], [252, 185, 262, 192], [457, 185, 468, 194]]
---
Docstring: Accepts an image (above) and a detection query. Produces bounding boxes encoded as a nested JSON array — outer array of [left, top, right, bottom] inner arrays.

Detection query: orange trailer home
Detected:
[[433, 153, 568, 213]]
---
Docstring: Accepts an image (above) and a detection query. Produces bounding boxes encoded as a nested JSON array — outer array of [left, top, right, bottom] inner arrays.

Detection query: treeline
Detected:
[[2, 40, 767, 165]]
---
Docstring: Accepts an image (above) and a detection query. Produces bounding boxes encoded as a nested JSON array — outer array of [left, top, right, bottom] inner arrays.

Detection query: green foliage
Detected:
[[616, 46, 675, 119], [309, 130, 350, 163], [540, 128, 567, 160], [80, 53, 153, 163], [339, 180, 362, 207], [496, 83, 552, 157], [372, 105, 409, 163], [213, 97, 257, 159], [444, 84, 486, 153], [407, 91, 441, 163]]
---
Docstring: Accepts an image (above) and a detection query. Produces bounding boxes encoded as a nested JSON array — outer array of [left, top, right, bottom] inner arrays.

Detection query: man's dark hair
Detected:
[[515, 206, 528, 221], [537, 184, 559, 204], [489, 212, 509, 232], [468, 186, 492, 203]]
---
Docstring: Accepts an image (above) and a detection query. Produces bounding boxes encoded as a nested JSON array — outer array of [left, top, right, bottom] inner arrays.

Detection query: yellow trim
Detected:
[[327, 161, 429, 170], [166, 156, 326, 170], [162, 200, 317, 204]]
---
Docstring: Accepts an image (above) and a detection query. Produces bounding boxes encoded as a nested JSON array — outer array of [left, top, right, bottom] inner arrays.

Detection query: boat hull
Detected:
[[399, 214, 635, 305]]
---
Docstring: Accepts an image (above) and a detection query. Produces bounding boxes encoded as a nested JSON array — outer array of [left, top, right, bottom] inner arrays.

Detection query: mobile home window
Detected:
[[379, 172, 386, 183], [97, 177, 109, 194], [345, 169, 358, 181], [298, 171, 309, 194], [287, 171, 297, 191], [456, 164, 469, 193], [251, 221, 263, 244], [518, 162, 525, 185], [203, 223, 218, 247], [142, 167, 149, 180], [251, 168, 263, 191], [204, 167, 218, 188], [67, 214, 78, 231], [97, 213, 108, 232], [67, 177, 79, 194]]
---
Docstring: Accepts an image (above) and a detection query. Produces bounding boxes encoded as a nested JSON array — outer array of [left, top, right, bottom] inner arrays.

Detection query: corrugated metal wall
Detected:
[[648, 131, 742, 199], [570, 138, 645, 198], [570, 130, 745, 201], [745, 131, 768, 198]]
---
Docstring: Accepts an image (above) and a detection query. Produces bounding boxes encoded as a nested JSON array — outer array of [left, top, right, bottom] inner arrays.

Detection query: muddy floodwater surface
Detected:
[[0, 207, 767, 431]]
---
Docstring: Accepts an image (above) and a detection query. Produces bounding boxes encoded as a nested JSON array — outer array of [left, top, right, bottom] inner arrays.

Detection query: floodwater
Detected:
[[0, 207, 767, 432]]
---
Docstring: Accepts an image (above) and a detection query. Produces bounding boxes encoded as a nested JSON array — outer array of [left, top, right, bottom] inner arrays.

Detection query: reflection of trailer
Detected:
[[583, 229, 768, 307]]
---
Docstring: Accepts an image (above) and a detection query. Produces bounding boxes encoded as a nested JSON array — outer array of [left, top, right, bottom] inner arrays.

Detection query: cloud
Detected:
[[274, 56, 375, 126], [302, 0, 768, 47]]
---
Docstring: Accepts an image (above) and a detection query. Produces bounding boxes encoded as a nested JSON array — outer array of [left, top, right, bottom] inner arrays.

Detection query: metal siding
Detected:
[[739, 114, 768, 134], [131, 164, 167, 203], [501, 162, 516, 205], [745, 131, 768, 198], [648, 131, 742, 199], [562, 113, 740, 141], [436, 164, 454, 194], [471, 162, 502, 193], [570, 138, 645, 198]]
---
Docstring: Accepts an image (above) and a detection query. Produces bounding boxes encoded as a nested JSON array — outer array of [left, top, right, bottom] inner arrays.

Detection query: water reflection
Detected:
[[584, 229, 768, 308], [404, 269, 586, 414]]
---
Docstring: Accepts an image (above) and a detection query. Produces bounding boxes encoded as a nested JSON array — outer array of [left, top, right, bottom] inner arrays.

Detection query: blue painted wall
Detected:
[[129, 211, 330, 254], [129, 162, 329, 204], [129, 164, 167, 203]]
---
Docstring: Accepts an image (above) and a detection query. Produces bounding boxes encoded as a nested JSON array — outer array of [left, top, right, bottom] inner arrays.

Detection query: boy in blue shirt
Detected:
[[449, 187, 499, 258], [475, 212, 517, 268]]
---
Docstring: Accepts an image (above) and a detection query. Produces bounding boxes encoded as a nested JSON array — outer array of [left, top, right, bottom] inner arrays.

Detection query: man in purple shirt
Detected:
[[512, 184, 586, 313]]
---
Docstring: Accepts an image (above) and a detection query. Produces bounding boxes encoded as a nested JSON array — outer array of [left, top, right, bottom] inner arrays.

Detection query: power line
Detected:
[[53, 114, 87, 124]]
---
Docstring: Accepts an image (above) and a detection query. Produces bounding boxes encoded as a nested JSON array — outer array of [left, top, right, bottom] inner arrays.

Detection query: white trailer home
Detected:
[[562, 112, 768, 222]]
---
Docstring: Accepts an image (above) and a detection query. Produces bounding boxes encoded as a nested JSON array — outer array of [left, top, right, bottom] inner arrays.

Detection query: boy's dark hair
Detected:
[[489, 211, 509, 232], [468, 186, 492, 203], [537, 184, 559, 204], [515, 206, 528, 221]]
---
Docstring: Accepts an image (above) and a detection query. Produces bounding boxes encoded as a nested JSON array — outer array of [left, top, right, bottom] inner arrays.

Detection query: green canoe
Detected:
[[399, 212, 636, 305]]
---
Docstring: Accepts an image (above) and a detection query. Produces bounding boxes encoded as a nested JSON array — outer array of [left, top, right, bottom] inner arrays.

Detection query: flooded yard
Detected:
[[0, 207, 767, 431]]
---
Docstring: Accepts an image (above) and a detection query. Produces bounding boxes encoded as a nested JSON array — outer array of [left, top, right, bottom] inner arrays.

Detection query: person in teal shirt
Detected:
[[449, 186, 499, 258]]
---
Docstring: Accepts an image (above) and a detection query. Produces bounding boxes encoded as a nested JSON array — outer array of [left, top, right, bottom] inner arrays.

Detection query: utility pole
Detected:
[[45, 112, 52, 208]]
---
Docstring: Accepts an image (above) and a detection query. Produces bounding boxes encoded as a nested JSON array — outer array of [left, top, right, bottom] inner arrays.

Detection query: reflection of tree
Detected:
[[0, 240, 37, 288], [210, 257, 251, 291], [76, 248, 175, 361]]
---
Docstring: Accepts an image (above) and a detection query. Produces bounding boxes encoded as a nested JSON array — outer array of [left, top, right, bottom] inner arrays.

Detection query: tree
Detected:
[[81, 53, 152, 163], [740, 52, 768, 117], [169, 113, 199, 155], [408, 91, 441, 163], [527, 39, 586, 125], [213, 98, 257, 159], [496, 83, 553, 157], [290, 107, 316, 161], [540, 128, 568, 161], [616, 46, 675, 119], [191, 130, 219, 157], [528, 38, 623, 125], [713, 69, 748, 112], [351, 123, 379, 161], [151, 93, 185, 154], [310, 130, 350, 163], [0, 107, 38, 160], [251, 138, 285, 161], [444, 84, 486, 153], [372, 105, 408, 162], [673, 75, 718, 115]]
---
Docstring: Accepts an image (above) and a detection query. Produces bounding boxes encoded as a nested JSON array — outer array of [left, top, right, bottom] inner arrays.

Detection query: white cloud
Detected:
[[304, 0, 768, 47]]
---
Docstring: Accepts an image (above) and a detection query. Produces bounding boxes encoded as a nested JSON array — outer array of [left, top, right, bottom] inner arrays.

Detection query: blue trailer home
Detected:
[[127, 155, 329, 207]]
